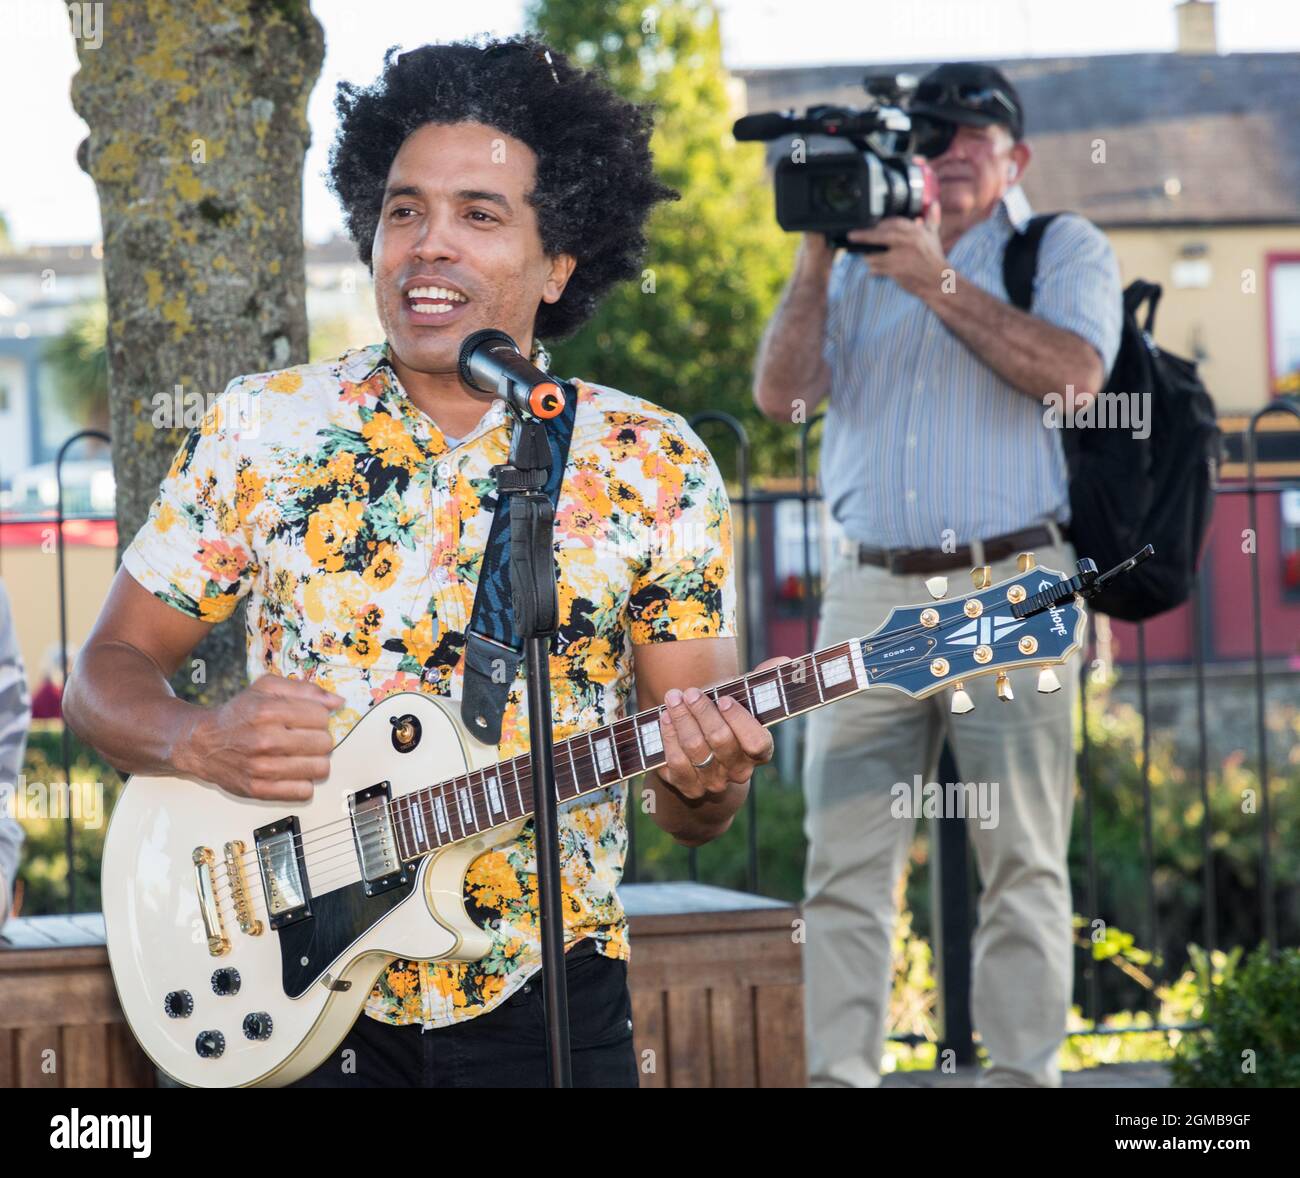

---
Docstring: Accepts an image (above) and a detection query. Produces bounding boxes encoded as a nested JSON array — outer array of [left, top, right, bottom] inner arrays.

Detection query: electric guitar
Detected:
[[101, 552, 1134, 1087]]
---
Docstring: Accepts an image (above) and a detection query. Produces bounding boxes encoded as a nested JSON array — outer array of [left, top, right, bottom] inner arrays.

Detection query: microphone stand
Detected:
[[492, 377, 572, 1088]]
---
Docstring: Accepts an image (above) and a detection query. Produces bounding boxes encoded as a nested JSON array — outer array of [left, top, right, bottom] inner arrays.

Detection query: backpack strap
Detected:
[[460, 380, 579, 746], [1002, 212, 1062, 312], [1124, 278, 1163, 335]]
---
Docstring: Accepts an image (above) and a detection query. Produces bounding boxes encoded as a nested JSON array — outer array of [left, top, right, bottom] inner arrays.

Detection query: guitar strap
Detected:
[[459, 378, 578, 746]]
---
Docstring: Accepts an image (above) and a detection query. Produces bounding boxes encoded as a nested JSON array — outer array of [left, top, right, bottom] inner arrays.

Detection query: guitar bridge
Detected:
[[224, 840, 263, 936]]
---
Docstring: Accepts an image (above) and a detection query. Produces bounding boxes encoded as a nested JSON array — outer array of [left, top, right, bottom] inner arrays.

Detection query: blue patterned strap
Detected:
[[460, 380, 578, 745]]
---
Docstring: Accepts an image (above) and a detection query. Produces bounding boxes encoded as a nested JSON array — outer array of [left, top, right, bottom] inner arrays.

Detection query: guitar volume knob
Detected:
[[195, 1030, 225, 1058], [242, 1012, 274, 1041], [211, 967, 241, 996], [163, 990, 193, 1018]]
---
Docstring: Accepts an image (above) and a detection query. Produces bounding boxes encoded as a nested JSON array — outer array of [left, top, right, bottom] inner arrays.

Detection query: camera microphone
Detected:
[[732, 112, 799, 142], [457, 329, 566, 420]]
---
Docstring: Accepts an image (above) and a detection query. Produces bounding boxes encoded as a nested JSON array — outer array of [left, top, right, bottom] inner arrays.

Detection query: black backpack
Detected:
[[1003, 213, 1221, 622]]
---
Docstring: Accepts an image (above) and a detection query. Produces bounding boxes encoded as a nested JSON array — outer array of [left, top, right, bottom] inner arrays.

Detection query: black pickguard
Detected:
[[278, 877, 417, 999]]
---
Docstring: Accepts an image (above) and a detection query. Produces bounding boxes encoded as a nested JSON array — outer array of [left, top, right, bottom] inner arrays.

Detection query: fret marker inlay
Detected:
[[485, 774, 503, 815], [456, 786, 474, 828], [752, 680, 782, 715], [594, 737, 615, 775], [638, 719, 663, 758], [820, 655, 852, 689]]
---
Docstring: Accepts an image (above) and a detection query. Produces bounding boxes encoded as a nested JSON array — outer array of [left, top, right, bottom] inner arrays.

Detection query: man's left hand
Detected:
[[657, 656, 789, 801], [847, 200, 947, 301]]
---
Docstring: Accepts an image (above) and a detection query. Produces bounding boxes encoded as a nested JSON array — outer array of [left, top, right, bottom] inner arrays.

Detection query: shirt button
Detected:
[[522, 984, 532, 994], [907, 435, 917, 448], [905, 490, 917, 502]]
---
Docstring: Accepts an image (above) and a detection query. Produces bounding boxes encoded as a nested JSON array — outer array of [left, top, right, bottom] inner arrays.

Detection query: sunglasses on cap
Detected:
[[913, 81, 1019, 124], [908, 105, 1019, 161]]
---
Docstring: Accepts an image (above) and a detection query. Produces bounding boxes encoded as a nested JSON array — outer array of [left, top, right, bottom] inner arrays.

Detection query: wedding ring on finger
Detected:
[[691, 751, 716, 769]]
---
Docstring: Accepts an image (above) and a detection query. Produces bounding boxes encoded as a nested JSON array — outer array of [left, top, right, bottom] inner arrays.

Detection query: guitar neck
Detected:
[[389, 640, 868, 860]]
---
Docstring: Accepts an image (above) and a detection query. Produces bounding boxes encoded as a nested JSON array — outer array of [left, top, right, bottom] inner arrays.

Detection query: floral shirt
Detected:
[[122, 341, 736, 1028]]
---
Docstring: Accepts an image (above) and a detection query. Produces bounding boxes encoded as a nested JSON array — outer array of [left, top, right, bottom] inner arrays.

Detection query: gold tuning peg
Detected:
[[970, 566, 991, 590], [950, 682, 974, 715], [995, 671, 1014, 702], [1037, 666, 1062, 694], [924, 576, 948, 600], [1016, 551, 1036, 573]]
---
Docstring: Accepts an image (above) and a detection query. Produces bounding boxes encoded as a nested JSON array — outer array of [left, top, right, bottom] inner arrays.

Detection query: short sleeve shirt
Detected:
[[121, 342, 737, 1027], [819, 186, 1124, 548]]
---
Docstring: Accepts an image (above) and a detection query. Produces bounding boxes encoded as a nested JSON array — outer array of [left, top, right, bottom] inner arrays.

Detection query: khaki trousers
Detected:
[[801, 538, 1081, 1088]]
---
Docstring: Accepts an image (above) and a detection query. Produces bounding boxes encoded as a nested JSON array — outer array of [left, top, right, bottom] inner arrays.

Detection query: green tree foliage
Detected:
[[42, 299, 110, 432], [526, 0, 798, 477]]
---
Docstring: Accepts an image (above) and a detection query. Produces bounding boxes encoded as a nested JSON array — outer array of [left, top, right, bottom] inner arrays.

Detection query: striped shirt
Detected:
[[819, 185, 1123, 549]]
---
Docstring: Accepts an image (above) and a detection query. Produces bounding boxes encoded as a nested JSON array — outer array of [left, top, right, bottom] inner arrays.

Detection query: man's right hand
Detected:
[[177, 674, 344, 802], [799, 232, 837, 274]]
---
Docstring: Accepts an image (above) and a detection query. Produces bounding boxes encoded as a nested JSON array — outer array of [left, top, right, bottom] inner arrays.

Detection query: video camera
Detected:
[[733, 74, 940, 253]]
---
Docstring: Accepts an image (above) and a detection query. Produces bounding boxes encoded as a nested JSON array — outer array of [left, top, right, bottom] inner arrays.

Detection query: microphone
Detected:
[[457, 329, 565, 420], [732, 112, 799, 141]]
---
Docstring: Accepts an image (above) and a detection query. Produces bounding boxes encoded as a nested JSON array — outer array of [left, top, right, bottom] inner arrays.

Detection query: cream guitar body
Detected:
[[103, 693, 522, 1088]]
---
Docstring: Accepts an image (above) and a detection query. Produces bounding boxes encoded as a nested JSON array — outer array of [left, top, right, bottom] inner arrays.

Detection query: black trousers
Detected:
[[288, 941, 639, 1088]]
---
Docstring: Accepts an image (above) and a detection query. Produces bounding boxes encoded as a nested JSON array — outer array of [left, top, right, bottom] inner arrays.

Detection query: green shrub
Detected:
[[13, 721, 122, 916], [1171, 943, 1300, 1088]]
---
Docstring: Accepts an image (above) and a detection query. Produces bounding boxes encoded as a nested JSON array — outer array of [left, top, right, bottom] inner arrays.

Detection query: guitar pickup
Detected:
[[254, 816, 312, 930], [350, 782, 410, 897]]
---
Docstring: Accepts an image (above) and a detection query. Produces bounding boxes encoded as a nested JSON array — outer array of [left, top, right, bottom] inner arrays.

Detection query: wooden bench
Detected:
[[0, 883, 805, 1088]]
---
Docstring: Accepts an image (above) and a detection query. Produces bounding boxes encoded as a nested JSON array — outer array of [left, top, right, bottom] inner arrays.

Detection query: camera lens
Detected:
[[813, 172, 861, 214]]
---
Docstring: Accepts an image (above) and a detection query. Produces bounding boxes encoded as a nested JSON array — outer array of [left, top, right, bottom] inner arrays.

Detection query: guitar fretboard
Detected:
[[388, 641, 866, 860]]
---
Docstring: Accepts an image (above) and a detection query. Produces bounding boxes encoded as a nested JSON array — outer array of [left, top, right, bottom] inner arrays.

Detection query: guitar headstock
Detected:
[[856, 553, 1087, 710]]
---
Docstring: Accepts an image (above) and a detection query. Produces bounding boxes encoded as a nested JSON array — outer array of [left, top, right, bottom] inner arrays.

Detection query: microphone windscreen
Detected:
[[732, 112, 791, 141]]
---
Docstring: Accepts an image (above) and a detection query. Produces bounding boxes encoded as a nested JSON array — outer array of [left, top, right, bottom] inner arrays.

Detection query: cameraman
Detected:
[[753, 63, 1122, 1088]]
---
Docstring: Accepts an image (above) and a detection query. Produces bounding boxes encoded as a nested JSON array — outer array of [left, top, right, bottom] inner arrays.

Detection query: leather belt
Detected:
[[848, 524, 1057, 575]]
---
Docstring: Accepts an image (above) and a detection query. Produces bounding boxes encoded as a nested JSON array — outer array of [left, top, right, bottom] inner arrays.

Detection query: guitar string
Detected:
[[209, 639, 841, 886], [208, 649, 834, 908], [207, 618, 1054, 914], [219, 627, 1052, 915], [207, 629, 874, 894], [207, 597, 1049, 900]]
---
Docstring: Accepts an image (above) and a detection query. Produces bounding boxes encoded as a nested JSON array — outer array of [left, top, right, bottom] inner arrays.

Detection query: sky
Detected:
[[3, 0, 1300, 248]]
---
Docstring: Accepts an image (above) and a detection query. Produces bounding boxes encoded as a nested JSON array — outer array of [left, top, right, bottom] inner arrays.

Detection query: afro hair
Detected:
[[326, 34, 680, 341]]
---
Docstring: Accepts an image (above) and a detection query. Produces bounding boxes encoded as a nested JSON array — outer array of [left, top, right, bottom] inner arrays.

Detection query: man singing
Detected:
[[754, 63, 1123, 1087], [66, 36, 782, 1088]]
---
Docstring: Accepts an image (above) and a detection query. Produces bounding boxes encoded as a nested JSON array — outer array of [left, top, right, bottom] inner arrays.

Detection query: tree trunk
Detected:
[[67, 0, 325, 704]]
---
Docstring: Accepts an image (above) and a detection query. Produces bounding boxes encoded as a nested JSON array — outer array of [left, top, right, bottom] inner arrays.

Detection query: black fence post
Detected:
[[54, 428, 111, 914], [1244, 396, 1300, 955], [933, 742, 975, 1067]]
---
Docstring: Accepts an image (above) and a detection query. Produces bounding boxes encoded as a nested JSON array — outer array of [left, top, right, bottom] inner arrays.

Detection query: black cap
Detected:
[[908, 62, 1024, 141]]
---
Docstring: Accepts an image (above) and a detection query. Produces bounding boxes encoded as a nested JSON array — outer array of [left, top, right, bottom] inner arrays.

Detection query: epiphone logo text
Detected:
[[1038, 579, 1069, 637]]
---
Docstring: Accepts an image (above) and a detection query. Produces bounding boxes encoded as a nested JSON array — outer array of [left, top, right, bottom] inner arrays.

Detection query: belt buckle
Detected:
[[885, 549, 905, 576]]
